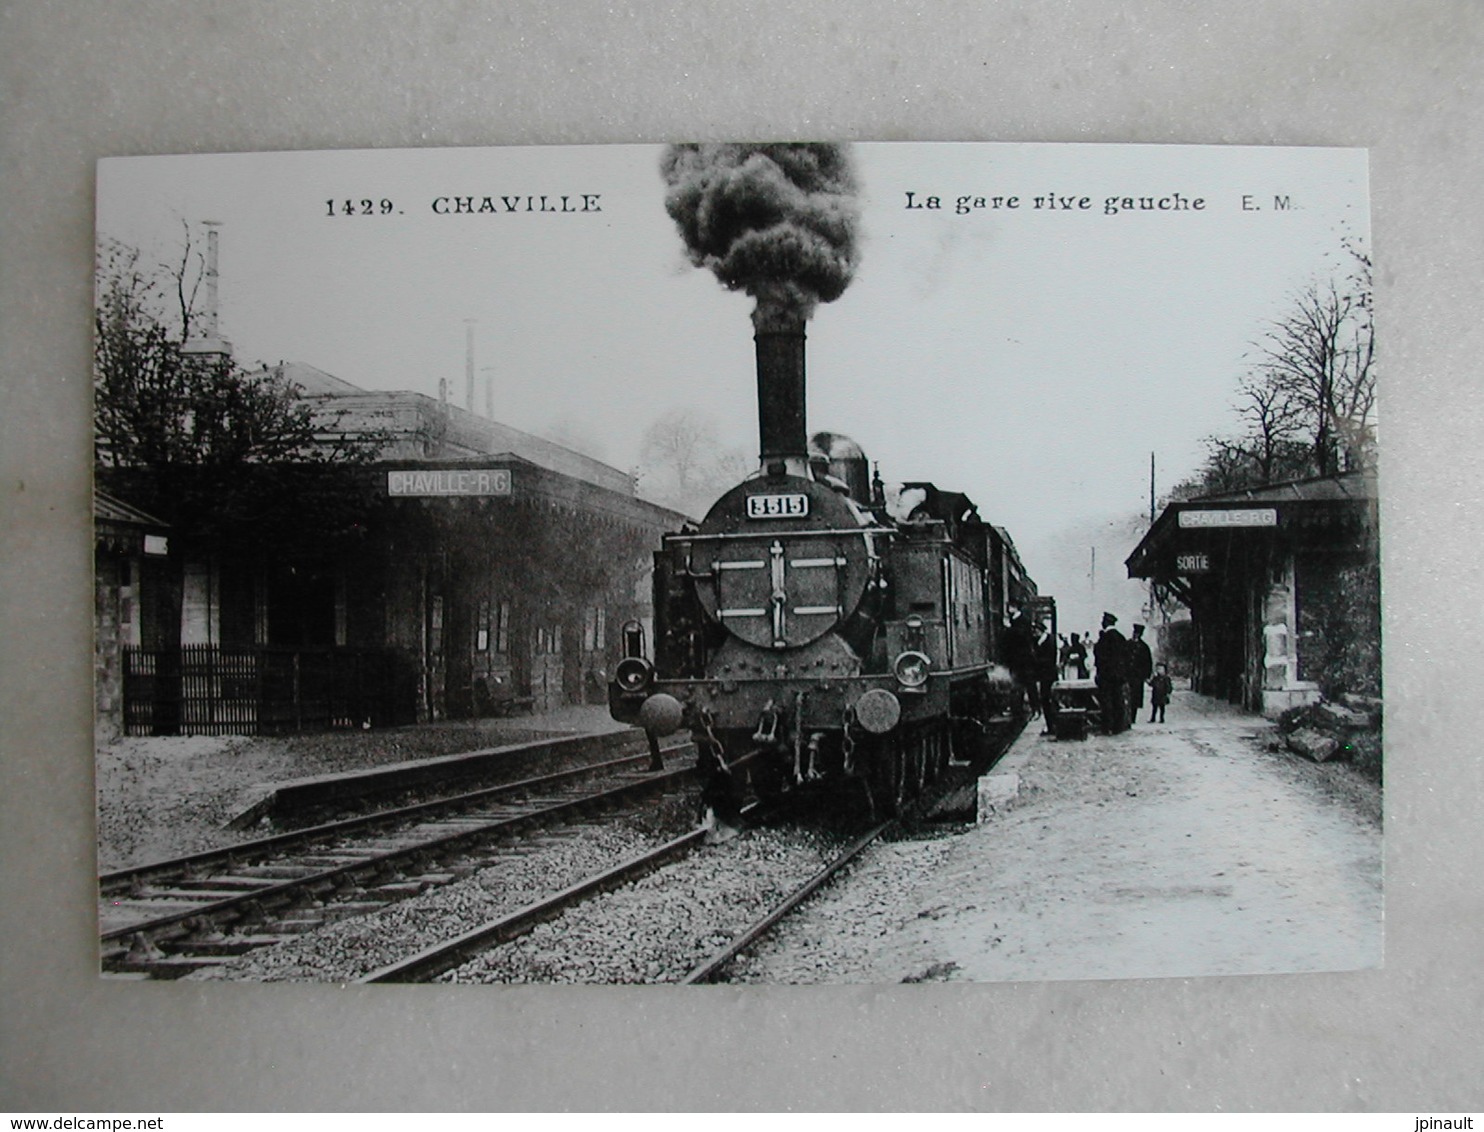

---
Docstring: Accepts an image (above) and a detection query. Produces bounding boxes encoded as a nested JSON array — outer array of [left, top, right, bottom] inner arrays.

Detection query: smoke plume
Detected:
[[660, 143, 861, 327]]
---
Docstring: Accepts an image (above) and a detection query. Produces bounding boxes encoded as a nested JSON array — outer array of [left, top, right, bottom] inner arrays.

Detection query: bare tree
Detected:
[[635, 408, 749, 517], [1252, 243, 1375, 477], [1232, 367, 1307, 482], [1175, 242, 1375, 498]]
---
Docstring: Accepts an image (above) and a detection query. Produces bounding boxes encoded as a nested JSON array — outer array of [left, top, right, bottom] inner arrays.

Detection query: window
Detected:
[[583, 606, 607, 652]]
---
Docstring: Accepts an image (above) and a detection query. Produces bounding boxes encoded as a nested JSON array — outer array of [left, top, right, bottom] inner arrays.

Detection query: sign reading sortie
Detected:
[[1178, 507, 1278, 529], [387, 469, 512, 497]]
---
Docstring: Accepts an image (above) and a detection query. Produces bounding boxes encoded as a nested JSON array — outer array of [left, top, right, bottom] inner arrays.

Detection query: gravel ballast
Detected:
[[444, 824, 850, 984], [190, 795, 700, 983]]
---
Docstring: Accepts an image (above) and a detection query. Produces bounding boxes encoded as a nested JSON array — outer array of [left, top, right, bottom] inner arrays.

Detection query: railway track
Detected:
[[99, 750, 696, 978], [679, 818, 893, 983], [354, 810, 894, 985], [356, 826, 711, 983], [348, 721, 1020, 985], [103, 719, 1017, 982]]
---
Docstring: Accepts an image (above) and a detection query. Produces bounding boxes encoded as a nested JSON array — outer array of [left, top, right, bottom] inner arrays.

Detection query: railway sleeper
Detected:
[[166, 876, 278, 892], [141, 886, 260, 902], [231, 864, 325, 879], [321, 900, 394, 922], [110, 955, 226, 979], [162, 934, 294, 956], [406, 872, 456, 886], [212, 874, 290, 890], [272, 914, 327, 933], [371, 881, 431, 899]]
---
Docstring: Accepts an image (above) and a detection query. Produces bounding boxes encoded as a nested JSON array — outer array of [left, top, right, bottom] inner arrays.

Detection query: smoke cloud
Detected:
[[660, 143, 861, 326]]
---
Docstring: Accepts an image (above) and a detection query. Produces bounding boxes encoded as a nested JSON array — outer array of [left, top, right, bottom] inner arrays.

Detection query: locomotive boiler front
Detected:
[[612, 469, 912, 748], [690, 474, 874, 655]]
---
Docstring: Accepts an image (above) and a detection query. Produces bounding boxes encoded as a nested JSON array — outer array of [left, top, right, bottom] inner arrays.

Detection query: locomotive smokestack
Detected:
[[660, 143, 860, 476], [753, 306, 809, 476]]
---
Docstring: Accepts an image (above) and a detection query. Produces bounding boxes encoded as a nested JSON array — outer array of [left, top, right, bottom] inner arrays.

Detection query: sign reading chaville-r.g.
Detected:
[[386, 469, 512, 497], [1178, 508, 1277, 529]]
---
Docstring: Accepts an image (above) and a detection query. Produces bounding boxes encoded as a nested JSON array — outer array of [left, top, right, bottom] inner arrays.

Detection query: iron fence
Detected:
[[122, 645, 411, 736]]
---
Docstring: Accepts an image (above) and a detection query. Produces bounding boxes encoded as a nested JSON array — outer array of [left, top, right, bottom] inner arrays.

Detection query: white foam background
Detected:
[[2, 0, 1480, 1111]]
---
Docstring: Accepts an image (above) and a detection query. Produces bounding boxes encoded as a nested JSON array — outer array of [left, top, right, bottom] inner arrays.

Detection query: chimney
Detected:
[[752, 306, 809, 478], [464, 319, 477, 413], [180, 221, 233, 361]]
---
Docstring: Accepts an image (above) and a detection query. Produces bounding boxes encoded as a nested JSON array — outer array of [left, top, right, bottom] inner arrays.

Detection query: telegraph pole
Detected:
[[1147, 451, 1158, 627], [1150, 451, 1156, 523], [464, 319, 477, 413]]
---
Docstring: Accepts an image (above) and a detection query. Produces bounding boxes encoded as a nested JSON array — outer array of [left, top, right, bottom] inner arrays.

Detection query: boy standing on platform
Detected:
[[1149, 664, 1173, 723]]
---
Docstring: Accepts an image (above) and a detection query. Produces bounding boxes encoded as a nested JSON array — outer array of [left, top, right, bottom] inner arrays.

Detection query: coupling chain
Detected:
[[696, 707, 731, 778], [841, 705, 859, 776]]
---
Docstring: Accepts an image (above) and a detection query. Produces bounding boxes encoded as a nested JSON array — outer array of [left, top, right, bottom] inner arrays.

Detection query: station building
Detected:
[[1125, 471, 1379, 716], [94, 367, 686, 739]]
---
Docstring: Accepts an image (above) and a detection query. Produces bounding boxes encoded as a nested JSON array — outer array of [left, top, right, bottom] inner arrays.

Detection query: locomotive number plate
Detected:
[[746, 493, 809, 519]]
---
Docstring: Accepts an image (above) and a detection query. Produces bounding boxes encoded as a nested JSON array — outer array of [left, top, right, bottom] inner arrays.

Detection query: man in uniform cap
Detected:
[[1126, 624, 1154, 726], [1094, 612, 1130, 733]]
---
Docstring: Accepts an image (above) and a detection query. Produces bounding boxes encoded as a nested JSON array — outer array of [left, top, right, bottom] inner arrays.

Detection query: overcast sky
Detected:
[[97, 142, 1369, 630]]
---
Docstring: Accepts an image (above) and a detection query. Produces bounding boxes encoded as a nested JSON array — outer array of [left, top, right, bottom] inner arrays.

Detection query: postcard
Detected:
[[93, 141, 1379, 984]]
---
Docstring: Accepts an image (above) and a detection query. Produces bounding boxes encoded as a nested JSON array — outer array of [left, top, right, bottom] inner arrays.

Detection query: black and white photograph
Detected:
[[90, 140, 1380, 986]]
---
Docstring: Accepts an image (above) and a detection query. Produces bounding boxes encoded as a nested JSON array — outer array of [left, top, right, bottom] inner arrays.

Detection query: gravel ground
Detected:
[[443, 823, 850, 984], [729, 691, 1383, 984], [189, 791, 700, 983], [95, 707, 622, 870]]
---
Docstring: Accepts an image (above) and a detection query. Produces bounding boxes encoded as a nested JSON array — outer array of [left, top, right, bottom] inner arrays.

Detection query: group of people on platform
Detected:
[[1090, 612, 1173, 732], [1006, 609, 1173, 735]]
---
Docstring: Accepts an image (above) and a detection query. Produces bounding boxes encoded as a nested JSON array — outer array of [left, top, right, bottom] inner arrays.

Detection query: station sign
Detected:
[[387, 469, 512, 497], [1178, 507, 1277, 529], [1176, 553, 1211, 574]]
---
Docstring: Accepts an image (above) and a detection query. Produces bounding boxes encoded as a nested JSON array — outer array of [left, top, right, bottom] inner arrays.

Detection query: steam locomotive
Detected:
[[610, 314, 1042, 825]]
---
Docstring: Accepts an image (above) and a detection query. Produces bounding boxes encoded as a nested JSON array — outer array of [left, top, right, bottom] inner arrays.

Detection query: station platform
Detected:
[[977, 689, 1264, 817], [750, 687, 1383, 983], [96, 701, 641, 871]]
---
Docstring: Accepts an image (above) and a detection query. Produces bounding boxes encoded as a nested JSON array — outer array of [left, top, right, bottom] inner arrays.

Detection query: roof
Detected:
[[94, 490, 168, 529], [267, 362, 638, 497], [1126, 470, 1378, 580], [261, 362, 367, 398], [1192, 470, 1377, 506], [94, 489, 169, 555]]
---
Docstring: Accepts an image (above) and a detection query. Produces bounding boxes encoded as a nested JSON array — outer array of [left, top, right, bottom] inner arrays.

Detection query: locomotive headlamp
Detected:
[[621, 620, 645, 659], [614, 656, 655, 694], [893, 650, 931, 690]]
